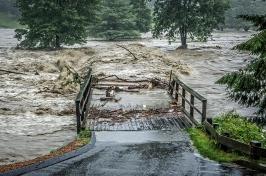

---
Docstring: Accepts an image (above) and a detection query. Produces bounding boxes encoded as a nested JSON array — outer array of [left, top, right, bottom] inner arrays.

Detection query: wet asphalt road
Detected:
[[23, 131, 262, 176]]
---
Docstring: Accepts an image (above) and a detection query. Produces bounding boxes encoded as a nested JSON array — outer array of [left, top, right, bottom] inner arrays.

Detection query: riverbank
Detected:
[[0, 129, 91, 174]]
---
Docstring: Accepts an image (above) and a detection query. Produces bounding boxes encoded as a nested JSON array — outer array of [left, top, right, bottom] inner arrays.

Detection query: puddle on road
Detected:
[[95, 130, 187, 144]]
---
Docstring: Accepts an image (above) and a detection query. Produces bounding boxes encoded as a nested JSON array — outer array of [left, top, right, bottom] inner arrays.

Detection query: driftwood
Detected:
[[100, 97, 121, 102], [97, 75, 131, 82], [0, 69, 27, 75], [94, 86, 140, 93], [116, 44, 138, 60]]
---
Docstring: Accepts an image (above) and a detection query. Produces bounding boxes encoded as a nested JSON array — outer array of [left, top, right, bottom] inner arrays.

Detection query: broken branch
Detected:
[[116, 44, 138, 60], [0, 69, 27, 75]]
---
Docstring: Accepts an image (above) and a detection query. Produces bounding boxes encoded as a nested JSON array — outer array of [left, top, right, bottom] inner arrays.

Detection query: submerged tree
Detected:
[[217, 15, 266, 121], [130, 0, 152, 33], [89, 0, 140, 40], [15, 0, 98, 48], [153, 0, 230, 49]]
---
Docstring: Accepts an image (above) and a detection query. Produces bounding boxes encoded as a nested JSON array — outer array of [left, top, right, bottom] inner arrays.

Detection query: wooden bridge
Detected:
[[75, 70, 207, 133]]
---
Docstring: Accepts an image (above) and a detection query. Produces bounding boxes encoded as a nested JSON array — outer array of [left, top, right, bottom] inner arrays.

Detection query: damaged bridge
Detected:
[[75, 70, 207, 133]]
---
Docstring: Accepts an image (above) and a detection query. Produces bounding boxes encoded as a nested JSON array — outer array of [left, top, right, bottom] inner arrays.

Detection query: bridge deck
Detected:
[[87, 80, 194, 131], [87, 113, 193, 131]]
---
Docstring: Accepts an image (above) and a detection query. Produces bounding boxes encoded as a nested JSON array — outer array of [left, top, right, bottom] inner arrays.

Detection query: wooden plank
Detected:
[[180, 116, 192, 128], [158, 118, 166, 129], [218, 135, 251, 155], [139, 119, 145, 130], [162, 118, 171, 129], [174, 117, 185, 129], [183, 109, 199, 125], [147, 117, 156, 130], [257, 147, 266, 158], [134, 119, 141, 131], [144, 118, 152, 130], [171, 117, 182, 130], [151, 118, 159, 130], [166, 117, 176, 129]]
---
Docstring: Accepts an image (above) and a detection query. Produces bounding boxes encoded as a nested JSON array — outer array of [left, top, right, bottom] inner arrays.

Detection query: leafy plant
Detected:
[[130, 0, 152, 33], [217, 15, 266, 121], [89, 0, 140, 40], [152, 0, 230, 48], [188, 127, 244, 162], [15, 0, 99, 49], [214, 112, 266, 147], [78, 128, 91, 145]]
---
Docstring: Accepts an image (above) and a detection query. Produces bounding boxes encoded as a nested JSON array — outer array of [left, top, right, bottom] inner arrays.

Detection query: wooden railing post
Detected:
[[182, 89, 186, 109], [190, 94, 194, 118], [175, 82, 179, 100], [168, 70, 173, 93], [76, 101, 81, 134], [250, 141, 262, 160], [202, 99, 207, 123]]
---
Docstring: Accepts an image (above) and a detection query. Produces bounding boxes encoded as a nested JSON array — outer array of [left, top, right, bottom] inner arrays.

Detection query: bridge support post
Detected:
[[76, 101, 81, 134], [202, 100, 207, 123]]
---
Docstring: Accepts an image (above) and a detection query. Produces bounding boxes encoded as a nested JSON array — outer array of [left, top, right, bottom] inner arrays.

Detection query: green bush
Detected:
[[214, 112, 266, 147], [78, 129, 92, 144]]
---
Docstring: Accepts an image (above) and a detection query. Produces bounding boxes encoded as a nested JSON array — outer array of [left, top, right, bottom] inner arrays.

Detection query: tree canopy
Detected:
[[152, 0, 229, 48], [130, 0, 152, 33], [217, 15, 266, 122], [15, 0, 98, 49], [89, 0, 140, 40]]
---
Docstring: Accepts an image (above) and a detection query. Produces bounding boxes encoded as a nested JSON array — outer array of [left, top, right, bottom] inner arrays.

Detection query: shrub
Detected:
[[214, 112, 266, 147]]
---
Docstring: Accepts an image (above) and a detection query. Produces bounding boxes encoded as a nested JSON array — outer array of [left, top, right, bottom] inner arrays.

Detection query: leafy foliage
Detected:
[[214, 112, 266, 147], [78, 128, 92, 145], [15, 0, 98, 49], [89, 0, 140, 40], [152, 0, 230, 48], [217, 15, 266, 120], [130, 0, 152, 33]]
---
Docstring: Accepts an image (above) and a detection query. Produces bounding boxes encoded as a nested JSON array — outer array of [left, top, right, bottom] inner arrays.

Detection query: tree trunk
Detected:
[[55, 35, 60, 48], [179, 28, 187, 49]]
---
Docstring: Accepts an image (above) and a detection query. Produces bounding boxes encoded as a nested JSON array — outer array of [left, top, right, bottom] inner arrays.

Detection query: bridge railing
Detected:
[[75, 68, 93, 134], [168, 71, 207, 125]]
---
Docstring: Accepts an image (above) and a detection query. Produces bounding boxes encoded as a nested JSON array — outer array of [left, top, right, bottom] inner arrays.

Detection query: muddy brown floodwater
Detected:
[[0, 29, 256, 166]]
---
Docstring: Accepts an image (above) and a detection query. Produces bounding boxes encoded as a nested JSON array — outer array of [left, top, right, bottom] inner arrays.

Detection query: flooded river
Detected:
[[0, 29, 257, 166]]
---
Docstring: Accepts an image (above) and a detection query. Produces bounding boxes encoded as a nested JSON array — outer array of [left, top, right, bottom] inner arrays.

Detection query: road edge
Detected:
[[0, 132, 96, 176]]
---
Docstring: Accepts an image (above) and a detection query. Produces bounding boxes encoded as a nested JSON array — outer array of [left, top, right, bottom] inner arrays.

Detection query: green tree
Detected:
[[15, 0, 98, 49], [90, 0, 140, 40], [152, 0, 230, 49], [217, 15, 266, 121], [130, 0, 152, 33]]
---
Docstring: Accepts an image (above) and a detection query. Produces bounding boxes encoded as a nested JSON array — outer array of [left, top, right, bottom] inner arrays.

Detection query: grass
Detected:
[[188, 127, 266, 168], [214, 112, 266, 147], [188, 127, 246, 163], [78, 128, 92, 145], [0, 12, 20, 28]]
